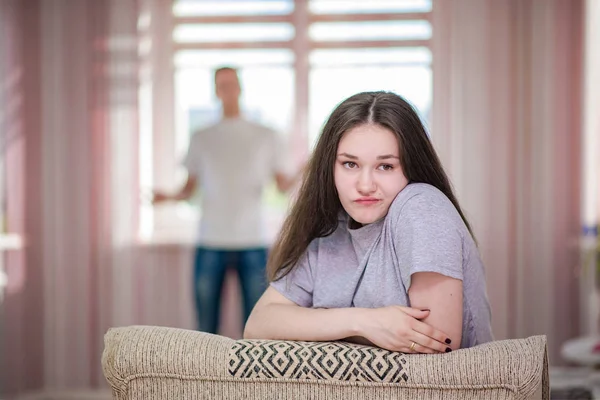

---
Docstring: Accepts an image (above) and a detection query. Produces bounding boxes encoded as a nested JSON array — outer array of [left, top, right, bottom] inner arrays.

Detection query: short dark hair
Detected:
[[214, 66, 238, 82]]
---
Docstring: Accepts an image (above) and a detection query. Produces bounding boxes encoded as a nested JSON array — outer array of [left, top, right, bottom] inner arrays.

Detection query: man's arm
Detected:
[[274, 172, 297, 193], [274, 163, 306, 193], [152, 175, 198, 203]]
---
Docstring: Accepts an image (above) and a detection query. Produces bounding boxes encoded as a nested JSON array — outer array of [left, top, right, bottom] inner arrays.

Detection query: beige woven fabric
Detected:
[[102, 326, 548, 400]]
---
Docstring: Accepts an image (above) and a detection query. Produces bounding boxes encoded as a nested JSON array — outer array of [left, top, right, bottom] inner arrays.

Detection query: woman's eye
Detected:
[[343, 161, 357, 169], [378, 164, 394, 171]]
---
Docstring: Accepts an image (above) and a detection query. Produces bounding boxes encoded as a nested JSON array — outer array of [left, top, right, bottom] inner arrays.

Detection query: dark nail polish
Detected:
[[445, 348, 452, 353], [422, 309, 430, 312], [445, 338, 452, 344]]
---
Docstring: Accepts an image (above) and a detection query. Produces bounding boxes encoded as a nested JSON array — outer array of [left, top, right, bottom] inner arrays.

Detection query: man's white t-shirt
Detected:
[[183, 117, 292, 249]]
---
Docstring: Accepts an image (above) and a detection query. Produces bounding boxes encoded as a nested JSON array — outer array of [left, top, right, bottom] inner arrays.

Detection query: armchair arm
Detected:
[[102, 325, 235, 396]]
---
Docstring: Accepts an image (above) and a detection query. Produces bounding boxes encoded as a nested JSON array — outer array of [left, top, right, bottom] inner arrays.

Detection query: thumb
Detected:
[[401, 307, 430, 318]]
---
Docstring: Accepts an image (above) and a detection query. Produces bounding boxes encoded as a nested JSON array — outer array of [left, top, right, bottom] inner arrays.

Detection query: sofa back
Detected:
[[102, 326, 549, 400]]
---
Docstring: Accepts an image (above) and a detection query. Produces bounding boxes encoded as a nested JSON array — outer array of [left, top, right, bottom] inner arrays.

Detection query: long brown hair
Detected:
[[268, 91, 474, 282]]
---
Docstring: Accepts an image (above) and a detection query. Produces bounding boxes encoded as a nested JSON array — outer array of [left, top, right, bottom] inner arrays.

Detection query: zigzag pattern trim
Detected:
[[228, 340, 409, 383]]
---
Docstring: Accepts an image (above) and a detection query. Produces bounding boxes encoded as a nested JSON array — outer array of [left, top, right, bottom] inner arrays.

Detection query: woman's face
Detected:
[[334, 123, 409, 225]]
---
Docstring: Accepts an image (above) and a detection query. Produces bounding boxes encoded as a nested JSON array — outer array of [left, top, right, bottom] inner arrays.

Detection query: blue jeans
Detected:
[[193, 247, 268, 334]]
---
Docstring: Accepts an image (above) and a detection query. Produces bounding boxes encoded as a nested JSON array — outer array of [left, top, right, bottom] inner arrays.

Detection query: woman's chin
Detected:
[[349, 210, 386, 225]]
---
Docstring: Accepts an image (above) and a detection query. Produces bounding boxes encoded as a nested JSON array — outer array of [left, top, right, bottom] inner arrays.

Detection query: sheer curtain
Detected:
[[1, 0, 209, 395], [1, 0, 140, 395], [1, 0, 45, 394], [432, 0, 583, 363]]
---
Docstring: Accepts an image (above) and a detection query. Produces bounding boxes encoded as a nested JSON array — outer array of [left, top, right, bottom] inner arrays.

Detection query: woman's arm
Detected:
[[244, 287, 361, 341], [408, 272, 463, 350], [244, 286, 453, 353]]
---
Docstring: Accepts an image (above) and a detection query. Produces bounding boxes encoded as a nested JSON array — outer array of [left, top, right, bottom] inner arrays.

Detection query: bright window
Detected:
[[309, 0, 432, 14], [174, 60, 295, 156], [174, 23, 295, 43], [174, 49, 294, 68], [142, 0, 433, 241], [309, 21, 432, 42], [309, 63, 432, 146], [173, 1, 294, 17], [309, 47, 431, 66]]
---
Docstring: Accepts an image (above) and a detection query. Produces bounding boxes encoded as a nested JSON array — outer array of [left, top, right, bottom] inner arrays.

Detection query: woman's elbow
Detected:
[[243, 315, 259, 339], [243, 325, 259, 340], [242, 327, 253, 340], [243, 306, 267, 339]]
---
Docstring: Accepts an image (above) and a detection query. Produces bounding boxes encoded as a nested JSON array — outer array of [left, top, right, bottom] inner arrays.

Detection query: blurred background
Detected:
[[0, 0, 599, 398]]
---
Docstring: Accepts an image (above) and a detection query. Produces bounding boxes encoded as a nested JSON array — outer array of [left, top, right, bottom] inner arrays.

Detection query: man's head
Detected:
[[214, 67, 241, 112]]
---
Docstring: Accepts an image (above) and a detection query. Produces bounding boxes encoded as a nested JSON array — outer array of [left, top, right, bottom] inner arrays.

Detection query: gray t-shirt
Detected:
[[271, 183, 493, 348]]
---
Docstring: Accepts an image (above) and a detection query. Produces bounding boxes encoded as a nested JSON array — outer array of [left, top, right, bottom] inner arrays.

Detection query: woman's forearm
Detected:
[[244, 304, 366, 342]]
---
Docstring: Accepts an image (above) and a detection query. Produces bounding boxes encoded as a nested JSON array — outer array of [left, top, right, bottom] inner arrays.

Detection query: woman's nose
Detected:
[[357, 170, 376, 194]]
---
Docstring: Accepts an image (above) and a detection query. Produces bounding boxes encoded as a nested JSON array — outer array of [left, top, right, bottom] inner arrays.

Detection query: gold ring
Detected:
[[410, 342, 416, 351]]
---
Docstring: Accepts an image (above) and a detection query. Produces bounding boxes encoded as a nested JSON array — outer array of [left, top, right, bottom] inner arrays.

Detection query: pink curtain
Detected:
[[432, 0, 583, 363], [1, 0, 44, 394], [1, 0, 140, 395], [1, 0, 238, 395]]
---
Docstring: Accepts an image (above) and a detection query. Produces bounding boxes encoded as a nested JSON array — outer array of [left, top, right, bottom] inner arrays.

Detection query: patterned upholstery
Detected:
[[228, 340, 409, 383]]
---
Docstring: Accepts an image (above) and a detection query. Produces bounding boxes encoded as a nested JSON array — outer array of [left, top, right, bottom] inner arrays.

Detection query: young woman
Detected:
[[244, 91, 493, 353]]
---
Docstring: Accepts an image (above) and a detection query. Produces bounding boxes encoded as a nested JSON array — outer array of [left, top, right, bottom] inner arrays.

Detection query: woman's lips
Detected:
[[354, 198, 381, 206]]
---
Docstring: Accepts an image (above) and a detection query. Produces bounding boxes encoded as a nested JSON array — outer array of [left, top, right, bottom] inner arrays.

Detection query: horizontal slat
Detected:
[[174, 41, 293, 50], [312, 39, 431, 49], [173, 12, 430, 25], [310, 12, 431, 23], [174, 39, 430, 51], [174, 15, 292, 24], [310, 40, 431, 49], [310, 61, 431, 68], [173, 61, 432, 69]]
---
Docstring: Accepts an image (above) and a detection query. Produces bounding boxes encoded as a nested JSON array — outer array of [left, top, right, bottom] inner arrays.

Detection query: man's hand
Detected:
[[152, 191, 171, 204], [275, 162, 307, 193], [151, 176, 197, 204]]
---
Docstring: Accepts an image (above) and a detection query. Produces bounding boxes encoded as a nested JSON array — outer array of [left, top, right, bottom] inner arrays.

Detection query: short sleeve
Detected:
[[182, 133, 201, 177], [271, 132, 294, 178], [392, 190, 465, 289], [270, 241, 316, 307]]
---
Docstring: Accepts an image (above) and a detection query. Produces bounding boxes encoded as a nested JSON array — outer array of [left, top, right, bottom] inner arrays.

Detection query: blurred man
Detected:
[[153, 67, 299, 334]]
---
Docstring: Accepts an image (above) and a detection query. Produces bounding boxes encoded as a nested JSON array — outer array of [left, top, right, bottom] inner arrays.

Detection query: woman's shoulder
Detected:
[[387, 183, 462, 226], [390, 183, 452, 211]]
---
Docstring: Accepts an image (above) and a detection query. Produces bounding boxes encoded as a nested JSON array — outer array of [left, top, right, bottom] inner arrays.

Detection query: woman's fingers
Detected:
[[406, 340, 436, 354], [363, 306, 455, 354], [411, 331, 452, 354], [412, 320, 452, 348], [399, 306, 430, 319]]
